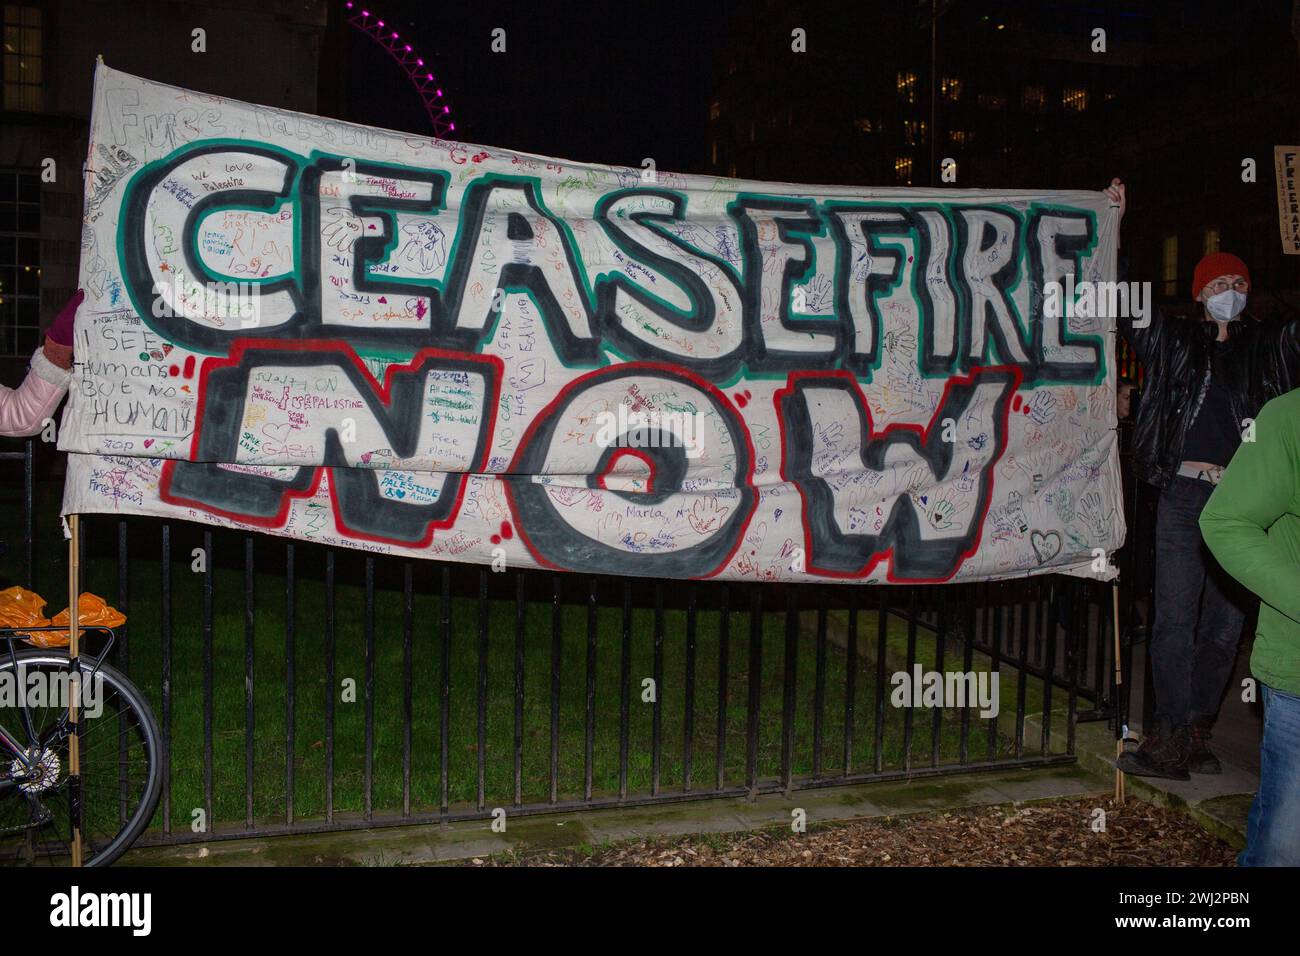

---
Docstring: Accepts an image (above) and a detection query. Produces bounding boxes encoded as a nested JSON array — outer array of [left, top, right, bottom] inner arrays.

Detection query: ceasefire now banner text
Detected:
[[59, 64, 1125, 584]]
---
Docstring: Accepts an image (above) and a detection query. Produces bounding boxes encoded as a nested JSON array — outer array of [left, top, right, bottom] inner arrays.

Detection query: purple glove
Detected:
[[47, 289, 83, 347]]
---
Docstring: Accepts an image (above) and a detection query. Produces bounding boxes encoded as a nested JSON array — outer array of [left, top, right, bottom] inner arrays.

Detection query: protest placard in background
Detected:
[[1274, 146, 1300, 255]]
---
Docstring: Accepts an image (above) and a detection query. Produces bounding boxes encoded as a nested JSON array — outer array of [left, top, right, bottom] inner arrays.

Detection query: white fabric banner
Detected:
[[59, 63, 1125, 584]]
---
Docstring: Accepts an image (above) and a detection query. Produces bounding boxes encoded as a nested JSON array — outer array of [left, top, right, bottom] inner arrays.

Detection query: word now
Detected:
[[159, 343, 1017, 582]]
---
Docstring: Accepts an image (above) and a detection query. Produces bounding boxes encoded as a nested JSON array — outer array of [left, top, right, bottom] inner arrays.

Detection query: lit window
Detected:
[[941, 76, 962, 101], [710, 101, 720, 121], [1062, 87, 1088, 111], [897, 71, 917, 104], [2, 4, 42, 112], [949, 129, 970, 147], [854, 118, 873, 133], [0, 169, 40, 357], [1204, 227, 1220, 256], [1022, 85, 1046, 112], [1162, 235, 1179, 297], [977, 93, 1006, 110], [903, 120, 927, 145], [894, 156, 913, 185]]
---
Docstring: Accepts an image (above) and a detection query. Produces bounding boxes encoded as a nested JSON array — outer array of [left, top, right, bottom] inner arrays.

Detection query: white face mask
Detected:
[[1205, 289, 1247, 322]]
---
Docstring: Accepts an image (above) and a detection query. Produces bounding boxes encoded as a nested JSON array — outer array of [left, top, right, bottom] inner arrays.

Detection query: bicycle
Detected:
[[0, 625, 162, 866]]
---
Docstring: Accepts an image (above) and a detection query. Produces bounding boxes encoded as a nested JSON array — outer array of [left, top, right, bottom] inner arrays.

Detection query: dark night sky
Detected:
[[340, 0, 726, 174]]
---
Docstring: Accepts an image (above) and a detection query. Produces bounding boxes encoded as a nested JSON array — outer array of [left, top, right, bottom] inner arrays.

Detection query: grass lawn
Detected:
[[2, 474, 1026, 835]]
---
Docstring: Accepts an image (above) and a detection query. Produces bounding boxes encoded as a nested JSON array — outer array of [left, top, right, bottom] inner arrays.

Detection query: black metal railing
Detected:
[[2, 436, 1138, 848], [0, 438, 34, 588], [67, 516, 1120, 846]]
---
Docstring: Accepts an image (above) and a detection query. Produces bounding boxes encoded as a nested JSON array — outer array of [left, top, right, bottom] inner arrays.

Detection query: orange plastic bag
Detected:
[[0, 586, 49, 634], [0, 587, 126, 648], [50, 593, 127, 641]]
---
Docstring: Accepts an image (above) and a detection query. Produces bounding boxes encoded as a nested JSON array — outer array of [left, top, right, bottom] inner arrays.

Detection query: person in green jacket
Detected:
[[1199, 388, 1300, 866]]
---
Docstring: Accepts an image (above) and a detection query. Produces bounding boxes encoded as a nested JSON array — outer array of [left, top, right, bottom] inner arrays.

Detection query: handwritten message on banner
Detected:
[[59, 64, 1125, 584]]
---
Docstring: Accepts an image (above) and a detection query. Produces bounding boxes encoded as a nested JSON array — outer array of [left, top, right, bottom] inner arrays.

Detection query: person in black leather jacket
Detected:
[[1106, 179, 1300, 780]]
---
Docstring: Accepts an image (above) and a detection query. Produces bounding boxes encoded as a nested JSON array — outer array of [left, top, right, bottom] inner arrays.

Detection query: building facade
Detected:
[[0, 0, 328, 376], [708, 1, 1299, 310]]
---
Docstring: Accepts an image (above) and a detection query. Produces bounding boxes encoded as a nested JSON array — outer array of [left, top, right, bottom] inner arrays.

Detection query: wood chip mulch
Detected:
[[464, 797, 1237, 867]]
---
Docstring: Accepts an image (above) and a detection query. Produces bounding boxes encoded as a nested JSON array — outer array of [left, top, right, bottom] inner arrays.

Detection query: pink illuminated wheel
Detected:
[[344, 2, 457, 138]]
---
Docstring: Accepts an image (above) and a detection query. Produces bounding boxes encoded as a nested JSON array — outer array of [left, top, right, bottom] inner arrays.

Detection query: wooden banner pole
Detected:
[[1112, 583, 1125, 804], [67, 513, 82, 866]]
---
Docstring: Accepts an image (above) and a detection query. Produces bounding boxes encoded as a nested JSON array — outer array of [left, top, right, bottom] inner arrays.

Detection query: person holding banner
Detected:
[[1107, 178, 1300, 780], [0, 290, 81, 438], [1198, 389, 1300, 865]]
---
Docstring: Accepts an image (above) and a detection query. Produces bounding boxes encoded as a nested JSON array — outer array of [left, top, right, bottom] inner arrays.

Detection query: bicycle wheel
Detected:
[[0, 649, 162, 866]]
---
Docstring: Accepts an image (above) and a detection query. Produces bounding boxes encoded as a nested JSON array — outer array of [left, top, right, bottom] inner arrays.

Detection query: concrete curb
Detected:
[[1068, 718, 1251, 849], [120, 761, 1108, 866]]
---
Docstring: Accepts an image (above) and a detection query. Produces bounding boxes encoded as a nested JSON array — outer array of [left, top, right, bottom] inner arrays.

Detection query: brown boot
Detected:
[[1187, 722, 1222, 774], [1116, 722, 1190, 780]]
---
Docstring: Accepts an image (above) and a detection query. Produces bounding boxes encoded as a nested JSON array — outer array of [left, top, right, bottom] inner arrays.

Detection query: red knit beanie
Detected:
[[1192, 252, 1250, 300]]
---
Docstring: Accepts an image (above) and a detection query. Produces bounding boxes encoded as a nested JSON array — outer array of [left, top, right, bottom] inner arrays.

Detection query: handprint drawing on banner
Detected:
[[1087, 383, 1113, 421], [890, 462, 931, 500], [926, 495, 969, 532], [397, 219, 447, 274], [801, 274, 834, 313], [1000, 454, 1030, 484], [883, 327, 917, 356], [1005, 490, 1030, 534], [689, 495, 731, 535], [1078, 490, 1116, 543], [667, 220, 741, 268], [814, 417, 847, 455], [321, 205, 363, 254], [81, 226, 110, 302], [711, 224, 741, 265], [1054, 486, 1076, 525], [850, 249, 873, 283], [1026, 391, 1057, 426], [1026, 449, 1057, 495], [954, 459, 975, 494]]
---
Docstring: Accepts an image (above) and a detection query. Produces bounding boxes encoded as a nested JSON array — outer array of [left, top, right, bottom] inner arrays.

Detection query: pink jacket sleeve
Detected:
[[0, 347, 71, 438]]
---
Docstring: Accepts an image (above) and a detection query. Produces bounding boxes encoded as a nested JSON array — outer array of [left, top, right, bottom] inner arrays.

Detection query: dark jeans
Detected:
[[1150, 476, 1250, 725]]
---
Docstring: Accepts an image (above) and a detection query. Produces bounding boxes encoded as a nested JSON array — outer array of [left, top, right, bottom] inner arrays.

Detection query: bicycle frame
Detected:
[[0, 626, 116, 779]]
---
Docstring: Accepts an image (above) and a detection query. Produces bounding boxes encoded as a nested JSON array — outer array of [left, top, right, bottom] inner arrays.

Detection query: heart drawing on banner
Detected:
[[1030, 530, 1062, 565]]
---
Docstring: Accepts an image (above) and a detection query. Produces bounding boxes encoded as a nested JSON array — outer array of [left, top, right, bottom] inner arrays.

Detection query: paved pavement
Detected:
[[120, 762, 1109, 866], [1109, 629, 1259, 848]]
